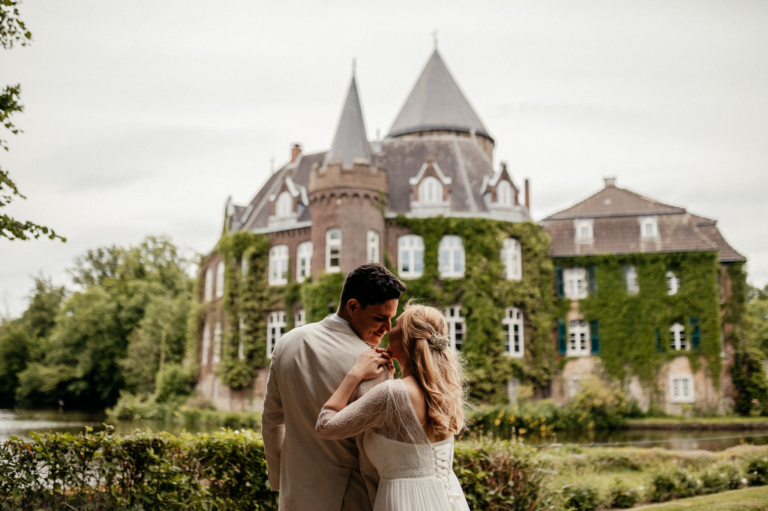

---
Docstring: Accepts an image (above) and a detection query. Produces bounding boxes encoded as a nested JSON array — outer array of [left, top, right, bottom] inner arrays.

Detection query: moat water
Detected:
[[3, 408, 768, 452]]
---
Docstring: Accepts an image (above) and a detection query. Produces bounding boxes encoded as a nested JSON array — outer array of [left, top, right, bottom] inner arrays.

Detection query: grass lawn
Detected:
[[631, 485, 768, 510]]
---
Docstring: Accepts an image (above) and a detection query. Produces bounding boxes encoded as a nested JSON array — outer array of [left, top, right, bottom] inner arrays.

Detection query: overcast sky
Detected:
[[2, 0, 767, 317]]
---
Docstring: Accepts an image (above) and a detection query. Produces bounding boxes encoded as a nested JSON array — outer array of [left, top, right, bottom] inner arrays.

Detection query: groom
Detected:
[[262, 263, 406, 511]]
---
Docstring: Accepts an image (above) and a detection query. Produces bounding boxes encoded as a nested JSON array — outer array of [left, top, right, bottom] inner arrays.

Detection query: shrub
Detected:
[[699, 462, 743, 494], [607, 478, 641, 508], [562, 482, 601, 511], [154, 362, 195, 403], [746, 456, 768, 486], [648, 470, 680, 502]]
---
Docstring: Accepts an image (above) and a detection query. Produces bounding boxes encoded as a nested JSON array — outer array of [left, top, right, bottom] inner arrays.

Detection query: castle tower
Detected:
[[308, 73, 387, 276]]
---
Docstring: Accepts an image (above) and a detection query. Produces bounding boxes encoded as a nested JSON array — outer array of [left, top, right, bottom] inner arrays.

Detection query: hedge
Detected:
[[0, 429, 545, 511]]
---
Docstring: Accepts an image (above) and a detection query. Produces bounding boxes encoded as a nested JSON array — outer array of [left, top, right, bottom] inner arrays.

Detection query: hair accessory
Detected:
[[427, 332, 449, 351]]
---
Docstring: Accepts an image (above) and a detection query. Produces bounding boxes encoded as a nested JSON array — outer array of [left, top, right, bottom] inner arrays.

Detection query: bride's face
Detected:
[[386, 315, 408, 365]]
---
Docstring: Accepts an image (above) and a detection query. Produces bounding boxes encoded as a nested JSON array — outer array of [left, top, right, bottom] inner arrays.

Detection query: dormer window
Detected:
[[497, 180, 514, 207], [640, 216, 659, 240], [419, 176, 443, 204], [574, 219, 594, 243], [268, 176, 307, 227], [275, 191, 293, 217], [409, 160, 451, 214]]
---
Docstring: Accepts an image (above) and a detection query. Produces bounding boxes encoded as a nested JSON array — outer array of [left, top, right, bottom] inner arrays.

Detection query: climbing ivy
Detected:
[[554, 252, 723, 394]]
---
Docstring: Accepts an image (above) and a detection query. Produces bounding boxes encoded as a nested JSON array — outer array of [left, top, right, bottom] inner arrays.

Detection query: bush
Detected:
[[746, 456, 768, 486], [154, 362, 195, 403], [607, 478, 641, 508], [699, 462, 743, 494], [561, 482, 601, 511], [648, 470, 680, 502]]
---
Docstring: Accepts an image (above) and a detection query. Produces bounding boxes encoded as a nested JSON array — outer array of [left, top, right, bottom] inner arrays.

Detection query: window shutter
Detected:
[[690, 317, 701, 350], [556, 266, 564, 298], [655, 328, 664, 353], [587, 266, 597, 296], [590, 320, 600, 354], [557, 319, 566, 355]]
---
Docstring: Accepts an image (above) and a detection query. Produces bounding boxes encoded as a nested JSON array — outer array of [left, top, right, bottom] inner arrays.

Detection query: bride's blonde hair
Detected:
[[399, 301, 466, 438]]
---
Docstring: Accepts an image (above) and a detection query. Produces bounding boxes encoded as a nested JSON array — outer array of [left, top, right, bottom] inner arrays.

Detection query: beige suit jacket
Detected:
[[262, 317, 389, 511]]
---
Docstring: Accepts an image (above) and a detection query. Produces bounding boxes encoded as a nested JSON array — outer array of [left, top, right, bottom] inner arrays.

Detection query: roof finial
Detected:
[[432, 29, 438, 49], [352, 58, 356, 76]]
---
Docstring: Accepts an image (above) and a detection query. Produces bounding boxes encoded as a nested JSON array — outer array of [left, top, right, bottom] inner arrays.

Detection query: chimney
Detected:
[[500, 161, 507, 174], [604, 177, 616, 188], [291, 144, 302, 163], [524, 178, 530, 210]]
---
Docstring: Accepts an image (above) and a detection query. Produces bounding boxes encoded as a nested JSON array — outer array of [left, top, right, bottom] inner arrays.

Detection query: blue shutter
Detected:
[[557, 319, 567, 355], [655, 328, 664, 353], [556, 266, 564, 298], [590, 320, 600, 354], [690, 317, 701, 350], [587, 266, 597, 297]]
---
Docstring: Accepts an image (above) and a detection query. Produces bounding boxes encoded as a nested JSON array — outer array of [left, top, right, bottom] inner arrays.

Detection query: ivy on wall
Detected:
[[554, 252, 723, 393]]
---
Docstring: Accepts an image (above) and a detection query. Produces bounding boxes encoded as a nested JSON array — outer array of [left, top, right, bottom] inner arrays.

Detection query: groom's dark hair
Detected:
[[340, 264, 406, 309]]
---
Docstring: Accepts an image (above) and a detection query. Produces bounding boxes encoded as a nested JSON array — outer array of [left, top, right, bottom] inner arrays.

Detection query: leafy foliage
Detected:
[[607, 478, 641, 508], [561, 482, 601, 511]]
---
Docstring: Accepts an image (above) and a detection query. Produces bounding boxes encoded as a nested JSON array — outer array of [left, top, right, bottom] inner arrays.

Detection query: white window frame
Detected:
[[666, 271, 681, 295], [204, 267, 213, 302], [564, 268, 588, 300], [215, 261, 225, 298], [201, 322, 210, 366], [574, 218, 594, 243], [213, 322, 222, 364], [444, 306, 465, 352], [625, 265, 639, 295], [269, 245, 289, 286], [398, 235, 424, 279], [294, 309, 306, 328], [503, 307, 524, 358], [669, 374, 694, 403], [497, 180, 514, 207], [439, 235, 465, 278], [326, 229, 342, 273], [568, 376, 583, 398], [296, 241, 313, 283], [670, 322, 687, 351], [501, 237, 522, 281], [419, 176, 443, 204], [567, 320, 590, 357], [640, 216, 660, 240], [367, 230, 380, 264], [267, 311, 286, 358], [238, 316, 245, 360], [275, 191, 293, 217]]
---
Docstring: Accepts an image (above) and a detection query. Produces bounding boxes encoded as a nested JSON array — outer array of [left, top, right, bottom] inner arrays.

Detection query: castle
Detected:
[[195, 49, 746, 415]]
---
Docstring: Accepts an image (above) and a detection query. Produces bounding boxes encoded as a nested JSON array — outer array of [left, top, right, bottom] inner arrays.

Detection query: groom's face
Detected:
[[346, 298, 398, 345]]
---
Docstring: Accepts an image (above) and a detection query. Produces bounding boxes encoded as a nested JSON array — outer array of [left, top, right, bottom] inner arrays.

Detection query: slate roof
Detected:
[[323, 76, 370, 169], [388, 50, 492, 141], [545, 183, 685, 220]]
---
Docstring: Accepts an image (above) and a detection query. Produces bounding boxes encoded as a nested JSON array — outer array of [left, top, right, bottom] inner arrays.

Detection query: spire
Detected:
[[387, 49, 491, 141], [323, 73, 371, 169]]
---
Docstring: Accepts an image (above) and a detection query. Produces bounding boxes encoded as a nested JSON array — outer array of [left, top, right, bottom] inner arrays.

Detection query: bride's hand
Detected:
[[350, 349, 391, 381]]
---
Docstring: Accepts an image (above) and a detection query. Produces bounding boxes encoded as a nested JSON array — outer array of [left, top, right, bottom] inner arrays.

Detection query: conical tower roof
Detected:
[[388, 50, 491, 141], [323, 75, 371, 168]]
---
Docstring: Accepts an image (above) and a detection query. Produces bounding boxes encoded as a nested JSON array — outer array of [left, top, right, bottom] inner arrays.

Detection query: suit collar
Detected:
[[319, 316, 361, 339]]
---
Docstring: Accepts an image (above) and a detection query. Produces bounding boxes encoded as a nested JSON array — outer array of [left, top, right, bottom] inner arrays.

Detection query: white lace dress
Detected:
[[316, 379, 469, 511]]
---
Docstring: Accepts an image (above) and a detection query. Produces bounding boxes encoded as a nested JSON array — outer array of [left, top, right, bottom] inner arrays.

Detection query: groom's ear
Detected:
[[346, 298, 360, 315]]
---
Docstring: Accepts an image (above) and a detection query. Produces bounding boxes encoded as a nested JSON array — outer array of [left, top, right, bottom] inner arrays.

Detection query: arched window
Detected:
[[201, 322, 210, 366], [326, 229, 342, 273], [204, 267, 213, 301], [275, 191, 293, 217], [367, 230, 380, 264], [568, 320, 590, 356], [269, 245, 289, 285], [215, 261, 225, 298], [419, 176, 442, 204], [670, 323, 687, 351], [666, 271, 681, 295], [296, 241, 313, 283], [501, 238, 522, 280], [213, 322, 222, 364], [497, 180, 514, 206], [398, 235, 424, 279], [439, 235, 465, 278], [503, 307, 524, 357]]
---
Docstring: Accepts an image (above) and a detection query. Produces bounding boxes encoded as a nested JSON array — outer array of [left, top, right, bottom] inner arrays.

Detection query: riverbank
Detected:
[[628, 417, 768, 430]]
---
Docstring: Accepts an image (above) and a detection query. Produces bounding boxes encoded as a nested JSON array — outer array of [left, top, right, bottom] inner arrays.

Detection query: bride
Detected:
[[316, 302, 470, 511]]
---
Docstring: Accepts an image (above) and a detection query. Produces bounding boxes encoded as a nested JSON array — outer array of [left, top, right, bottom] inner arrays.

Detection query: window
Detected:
[[564, 268, 588, 300], [568, 320, 590, 356], [439, 235, 465, 278], [241, 255, 249, 278], [568, 376, 583, 398], [398, 235, 424, 279], [507, 377, 520, 405], [367, 230, 379, 264], [444, 306, 465, 352], [669, 375, 694, 403], [501, 238, 522, 281], [267, 311, 286, 358], [640, 216, 659, 240], [215, 261, 225, 298], [295, 310, 306, 328], [666, 271, 681, 295], [204, 267, 213, 301], [419, 176, 442, 204], [201, 322, 210, 366], [296, 241, 312, 283], [326, 229, 341, 273], [503, 307, 524, 357], [720, 327, 726, 358], [269, 245, 289, 285], [238, 317, 245, 360], [624, 265, 639, 295], [574, 219, 593, 243], [213, 322, 222, 364], [670, 322, 687, 351], [497, 180, 514, 206], [275, 191, 293, 217]]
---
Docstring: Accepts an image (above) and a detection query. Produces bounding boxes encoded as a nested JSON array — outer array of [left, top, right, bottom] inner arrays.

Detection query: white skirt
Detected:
[[374, 473, 470, 511]]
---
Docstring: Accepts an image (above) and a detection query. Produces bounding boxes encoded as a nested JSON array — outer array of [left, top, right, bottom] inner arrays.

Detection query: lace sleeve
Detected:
[[315, 381, 390, 440]]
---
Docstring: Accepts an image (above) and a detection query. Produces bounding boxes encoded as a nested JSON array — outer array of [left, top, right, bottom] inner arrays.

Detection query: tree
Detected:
[[748, 284, 768, 356], [1, 1, 64, 241]]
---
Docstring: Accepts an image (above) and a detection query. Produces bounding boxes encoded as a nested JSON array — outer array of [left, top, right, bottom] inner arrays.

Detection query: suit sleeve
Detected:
[[261, 355, 285, 491]]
